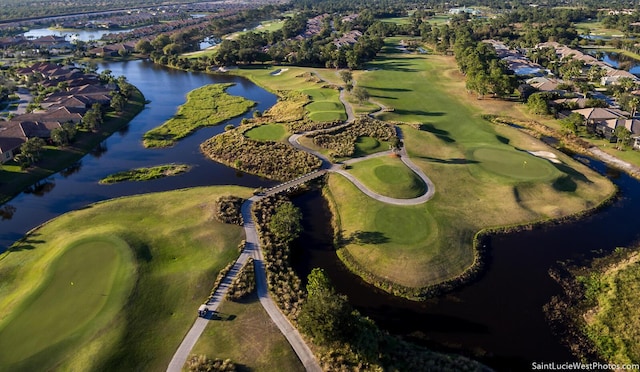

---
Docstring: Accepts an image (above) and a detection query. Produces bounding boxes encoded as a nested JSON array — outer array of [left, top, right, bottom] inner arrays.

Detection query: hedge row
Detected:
[[252, 195, 306, 319], [226, 257, 256, 301]]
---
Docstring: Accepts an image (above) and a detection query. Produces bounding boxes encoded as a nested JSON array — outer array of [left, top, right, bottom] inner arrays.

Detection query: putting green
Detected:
[[0, 236, 134, 370], [347, 156, 426, 199], [244, 124, 288, 142], [471, 147, 558, 181]]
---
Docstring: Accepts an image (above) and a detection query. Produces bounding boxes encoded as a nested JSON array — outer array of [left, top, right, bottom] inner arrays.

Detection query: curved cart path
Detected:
[[167, 193, 322, 372], [289, 87, 436, 205], [169, 80, 434, 372]]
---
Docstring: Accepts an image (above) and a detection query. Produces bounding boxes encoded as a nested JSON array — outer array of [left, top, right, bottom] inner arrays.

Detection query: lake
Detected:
[[0, 60, 277, 248]]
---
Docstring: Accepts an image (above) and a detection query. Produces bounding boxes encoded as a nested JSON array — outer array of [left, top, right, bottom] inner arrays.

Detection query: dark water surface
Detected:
[[0, 60, 277, 249], [292, 158, 640, 372]]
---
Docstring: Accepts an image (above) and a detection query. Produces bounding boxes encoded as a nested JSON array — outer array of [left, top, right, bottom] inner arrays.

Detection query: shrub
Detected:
[[186, 355, 236, 372], [226, 258, 256, 301], [214, 195, 245, 225]]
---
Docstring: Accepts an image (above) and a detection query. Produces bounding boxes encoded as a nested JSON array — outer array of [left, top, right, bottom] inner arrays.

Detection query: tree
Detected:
[[352, 86, 370, 103], [560, 112, 584, 135], [135, 39, 153, 54], [82, 104, 103, 131], [268, 202, 302, 243], [110, 92, 126, 113], [527, 93, 549, 115], [297, 268, 354, 345], [18, 137, 45, 166], [50, 127, 69, 146], [614, 125, 631, 149], [339, 70, 353, 85]]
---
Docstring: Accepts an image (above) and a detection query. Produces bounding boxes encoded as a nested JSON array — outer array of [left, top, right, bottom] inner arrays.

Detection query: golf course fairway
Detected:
[[0, 186, 252, 371], [0, 236, 134, 370]]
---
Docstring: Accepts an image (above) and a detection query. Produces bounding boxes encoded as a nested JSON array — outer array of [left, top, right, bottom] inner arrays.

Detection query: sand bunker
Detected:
[[528, 150, 561, 164], [270, 68, 289, 76]]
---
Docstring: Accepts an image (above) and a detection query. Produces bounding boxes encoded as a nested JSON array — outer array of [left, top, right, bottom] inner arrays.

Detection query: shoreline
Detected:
[[0, 87, 146, 206]]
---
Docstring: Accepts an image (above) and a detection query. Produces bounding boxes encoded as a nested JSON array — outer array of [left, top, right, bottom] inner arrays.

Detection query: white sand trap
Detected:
[[528, 150, 561, 164], [270, 68, 289, 76]]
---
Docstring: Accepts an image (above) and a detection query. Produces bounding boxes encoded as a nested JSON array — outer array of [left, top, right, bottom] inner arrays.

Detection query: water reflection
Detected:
[[0, 60, 277, 249], [60, 162, 82, 178]]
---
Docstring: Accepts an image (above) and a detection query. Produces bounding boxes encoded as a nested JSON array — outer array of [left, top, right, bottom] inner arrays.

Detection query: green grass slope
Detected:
[[0, 186, 252, 371]]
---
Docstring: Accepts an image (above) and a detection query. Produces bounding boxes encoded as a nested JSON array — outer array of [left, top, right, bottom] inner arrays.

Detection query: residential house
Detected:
[[0, 123, 27, 163], [572, 107, 630, 136]]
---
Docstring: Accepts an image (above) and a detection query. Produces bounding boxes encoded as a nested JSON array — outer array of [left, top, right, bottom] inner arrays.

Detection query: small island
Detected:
[[99, 164, 191, 184], [143, 83, 255, 148]]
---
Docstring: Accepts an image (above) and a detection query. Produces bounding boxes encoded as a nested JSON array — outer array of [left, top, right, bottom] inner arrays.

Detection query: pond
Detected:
[[590, 50, 640, 75], [23, 28, 134, 42], [0, 60, 277, 249]]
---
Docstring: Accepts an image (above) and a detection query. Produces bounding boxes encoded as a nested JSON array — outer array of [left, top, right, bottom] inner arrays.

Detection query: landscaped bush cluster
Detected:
[[186, 354, 236, 372], [226, 257, 256, 301], [207, 262, 234, 303], [310, 116, 397, 158], [288, 119, 342, 133], [200, 129, 322, 181], [214, 195, 245, 225], [251, 195, 305, 319]]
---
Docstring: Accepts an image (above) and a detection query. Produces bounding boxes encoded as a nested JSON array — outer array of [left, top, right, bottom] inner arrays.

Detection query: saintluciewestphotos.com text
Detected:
[[532, 362, 640, 370]]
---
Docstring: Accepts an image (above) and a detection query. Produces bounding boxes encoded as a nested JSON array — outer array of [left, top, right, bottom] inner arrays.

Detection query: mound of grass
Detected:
[[582, 253, 640, 364], [347, 156, 426, 199], [143, 84, 255, 148], [0, 186, 252, 371], [190, 296, 304, 372], [244, 124, 288, 142], [354, 136, 389, 156], [311, 116, 397, 158], [99, 163, 191, 184]]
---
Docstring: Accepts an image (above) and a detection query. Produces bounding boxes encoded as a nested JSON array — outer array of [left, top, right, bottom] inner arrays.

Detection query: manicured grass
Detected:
[[327, 39, 616, 289], [0, 89, 146, 205], [189, 296, 305, 372], [231, 67, 346, 122], [381, 17, 411, 25], [346, 155, 425, 199], [244, 123, 288, 142], [354, 136, 390, 156], [99, 163, 191, 184], [0, 186, 252, 371], [574, 20, 625, 37], [469, 146, 558, 182], [0, 236, 135, 370], [143, 83, 255, 148]]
